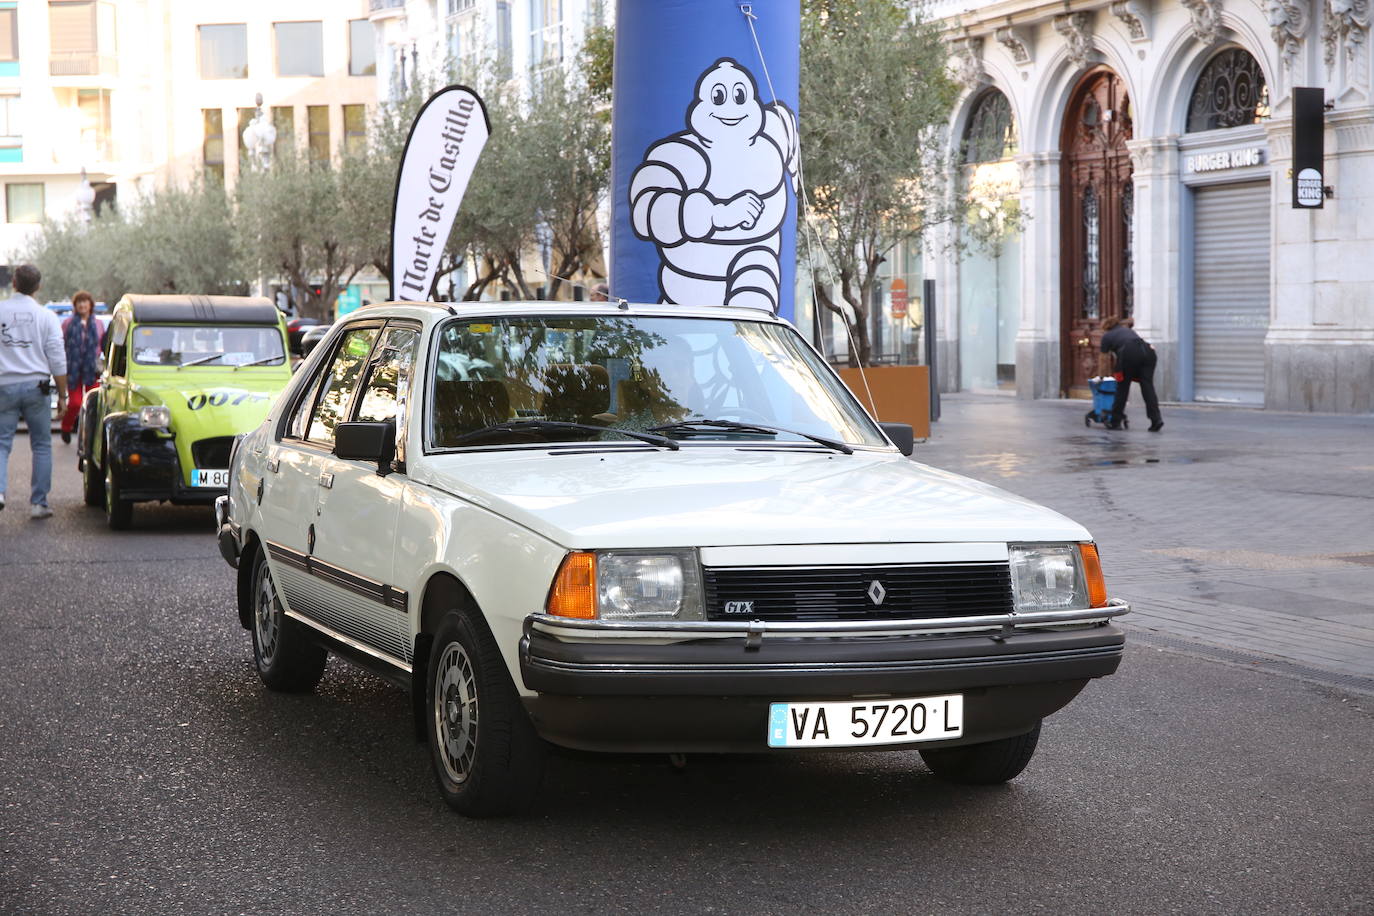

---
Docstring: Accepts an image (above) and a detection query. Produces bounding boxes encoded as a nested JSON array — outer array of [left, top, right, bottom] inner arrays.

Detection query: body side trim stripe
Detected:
[[266, 540, 409, 614]]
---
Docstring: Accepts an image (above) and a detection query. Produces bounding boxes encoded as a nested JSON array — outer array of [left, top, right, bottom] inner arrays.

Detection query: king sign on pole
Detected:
[[390, 86, 491, 302], [611, 0, 800, 321]]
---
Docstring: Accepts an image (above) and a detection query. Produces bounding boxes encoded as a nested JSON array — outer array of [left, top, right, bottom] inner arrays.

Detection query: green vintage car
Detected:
[[77, 295, 293, 529]]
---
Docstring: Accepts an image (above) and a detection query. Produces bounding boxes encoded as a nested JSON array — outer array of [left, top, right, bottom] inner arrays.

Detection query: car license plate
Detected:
[[767, 694, 963, 748], [191, 468, 229, 488]]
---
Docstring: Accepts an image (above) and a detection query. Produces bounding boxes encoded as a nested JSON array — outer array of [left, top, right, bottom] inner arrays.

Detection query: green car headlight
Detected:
[[1009, 543, 1087, 612], [138, 406, 171, 428]]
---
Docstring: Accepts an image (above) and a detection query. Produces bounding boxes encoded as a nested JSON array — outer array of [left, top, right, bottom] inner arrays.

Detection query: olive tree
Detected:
[[235, 151, 370, 320], [15, 178, 245, 305], [800, 0, 958, 366]]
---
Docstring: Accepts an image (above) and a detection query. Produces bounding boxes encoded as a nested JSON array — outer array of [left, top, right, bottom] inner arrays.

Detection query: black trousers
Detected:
[[1110, 346, 1162, 425]]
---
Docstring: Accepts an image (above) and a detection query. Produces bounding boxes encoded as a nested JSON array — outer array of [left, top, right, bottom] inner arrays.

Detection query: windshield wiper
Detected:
[[177, 353, 222, 369], [233, 355, 284, 369], [450, 420, 680, 450], [649, 418, 854, 454]]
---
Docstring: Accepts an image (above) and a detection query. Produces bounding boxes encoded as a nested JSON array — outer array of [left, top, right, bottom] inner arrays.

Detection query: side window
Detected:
[[109, 316, 129, 377], [305, 326, 380, 445], [285, 364, 326, 440], [355, 326, 420, 425]]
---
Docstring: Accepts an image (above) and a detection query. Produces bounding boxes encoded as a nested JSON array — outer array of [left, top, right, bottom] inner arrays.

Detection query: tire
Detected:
[[919, 722, 1042, 785], [83, 449, 105, 507], [249, 550, 327, 692], [1084, 411, 1093, 427], [104, 460, 133, 530], [426, 609, 546, 817]]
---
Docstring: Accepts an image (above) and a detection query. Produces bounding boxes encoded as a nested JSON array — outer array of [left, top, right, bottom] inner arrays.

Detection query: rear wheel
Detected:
[[919, 722, 1042, 785], [426, 609, 546, 817], [104, 460, 132, 530], [250, 551, 326, 692]]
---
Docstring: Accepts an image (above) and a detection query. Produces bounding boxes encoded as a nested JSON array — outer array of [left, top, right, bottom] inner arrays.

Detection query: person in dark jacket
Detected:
[[1099, 317, 1163, 432], [60, 290, 103, 444]]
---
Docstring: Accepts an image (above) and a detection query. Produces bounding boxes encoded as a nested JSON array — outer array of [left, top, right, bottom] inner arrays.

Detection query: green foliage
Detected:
[[234, 150, 368, 319], [800, 0, 958, 366], [582, 25, 615, 105], [15, 178, 245, 306]]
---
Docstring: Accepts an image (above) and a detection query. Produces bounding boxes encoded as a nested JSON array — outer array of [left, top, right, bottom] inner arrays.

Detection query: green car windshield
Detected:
[[130, 324, 286, 367], [429, 315, 888, 450]]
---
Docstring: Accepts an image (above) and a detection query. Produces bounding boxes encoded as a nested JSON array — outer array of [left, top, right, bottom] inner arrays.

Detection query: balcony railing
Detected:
[[369, 0, 406, 12], [50, 52, 118, 77]]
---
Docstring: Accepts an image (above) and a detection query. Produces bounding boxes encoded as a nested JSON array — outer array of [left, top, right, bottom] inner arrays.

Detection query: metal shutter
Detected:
[[1192, 181, 1270, 404]]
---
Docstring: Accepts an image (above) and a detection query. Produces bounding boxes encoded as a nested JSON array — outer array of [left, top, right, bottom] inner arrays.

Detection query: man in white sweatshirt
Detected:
[[0, 264, 68, 518]]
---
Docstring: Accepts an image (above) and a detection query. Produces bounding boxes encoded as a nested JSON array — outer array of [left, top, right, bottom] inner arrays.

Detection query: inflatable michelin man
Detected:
[[629, 58, 798, 312]]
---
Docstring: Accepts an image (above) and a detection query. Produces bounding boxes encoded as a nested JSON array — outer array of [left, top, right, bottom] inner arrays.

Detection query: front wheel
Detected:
[[919, 722, 1041, 785], [250, 551, 326, 692], [426, 609, 546, 817], [104, 461, 132, 530], [83, 450, 105, 507]]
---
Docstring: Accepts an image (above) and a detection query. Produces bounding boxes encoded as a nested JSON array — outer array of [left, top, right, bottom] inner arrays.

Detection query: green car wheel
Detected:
[[104, 461, 132, 530]]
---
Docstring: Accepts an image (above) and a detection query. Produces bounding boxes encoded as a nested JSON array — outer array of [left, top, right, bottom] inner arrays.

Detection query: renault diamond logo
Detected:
[[867, 580, 886, 605]]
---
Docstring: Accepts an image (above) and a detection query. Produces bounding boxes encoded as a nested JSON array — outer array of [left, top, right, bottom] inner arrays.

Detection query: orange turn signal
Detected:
[[547, 552, 597, 619], [128, 452, 141, 466], [1079, 542, 1107, 608]]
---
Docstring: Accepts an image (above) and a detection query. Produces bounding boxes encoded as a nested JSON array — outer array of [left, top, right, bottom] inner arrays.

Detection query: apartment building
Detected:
[[368, 0, 607, 101], [1, 1, 376, 260]]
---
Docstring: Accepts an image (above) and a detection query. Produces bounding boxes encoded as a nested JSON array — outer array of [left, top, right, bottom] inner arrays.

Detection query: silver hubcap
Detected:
[[254, 564, 281, 666], [434, 642, 478, 784]]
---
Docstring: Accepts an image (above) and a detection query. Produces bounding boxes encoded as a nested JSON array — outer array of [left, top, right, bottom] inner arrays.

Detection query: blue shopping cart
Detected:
[[1085, 377, 1128, 428]]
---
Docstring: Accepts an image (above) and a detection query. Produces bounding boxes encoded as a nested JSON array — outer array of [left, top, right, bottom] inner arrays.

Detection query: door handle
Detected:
[[1077, 337, 1091, 347], [319, 472, 334, 489], [267, 456, 280, 473]]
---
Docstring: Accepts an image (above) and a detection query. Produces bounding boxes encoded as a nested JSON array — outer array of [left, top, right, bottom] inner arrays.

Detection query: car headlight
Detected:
[[1009, 543, 1108, 612], [547, 549, 704, 621], [139, 406, 171, 428], [1010, 543, 1083, 612]]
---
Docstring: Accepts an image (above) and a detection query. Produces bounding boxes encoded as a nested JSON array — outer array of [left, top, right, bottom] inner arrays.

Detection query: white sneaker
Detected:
[[30, 503, 53, 519]]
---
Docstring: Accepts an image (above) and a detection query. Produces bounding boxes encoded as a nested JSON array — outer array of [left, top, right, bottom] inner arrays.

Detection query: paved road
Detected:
[[917, 394, 1374, 693], [2, 410, 1372, 915]]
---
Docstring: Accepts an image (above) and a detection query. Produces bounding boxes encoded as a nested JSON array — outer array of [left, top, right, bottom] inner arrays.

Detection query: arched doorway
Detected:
[[1060, 67, 1133, 397]]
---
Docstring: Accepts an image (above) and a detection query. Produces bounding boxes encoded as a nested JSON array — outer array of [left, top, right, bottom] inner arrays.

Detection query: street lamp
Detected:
[[241, 92, 276, 171]]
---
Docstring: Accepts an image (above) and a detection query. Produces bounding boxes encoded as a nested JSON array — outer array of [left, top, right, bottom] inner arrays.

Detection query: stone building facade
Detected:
[[930, 0, 1373, 412]]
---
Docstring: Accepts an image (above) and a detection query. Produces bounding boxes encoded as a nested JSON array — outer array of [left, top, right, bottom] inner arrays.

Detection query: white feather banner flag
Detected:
[[390, 86, 491, 301]]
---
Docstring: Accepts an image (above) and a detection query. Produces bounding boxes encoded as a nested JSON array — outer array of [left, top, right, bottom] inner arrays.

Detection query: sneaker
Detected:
[[1148, 421, 1164, 432], [30, 503, 53, 519], [0, 493, 5, 511], [61, 430, 72, 444]]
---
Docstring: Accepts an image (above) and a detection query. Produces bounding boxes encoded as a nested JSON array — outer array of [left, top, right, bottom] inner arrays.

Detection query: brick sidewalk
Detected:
[[914, 392, 1374, 693]]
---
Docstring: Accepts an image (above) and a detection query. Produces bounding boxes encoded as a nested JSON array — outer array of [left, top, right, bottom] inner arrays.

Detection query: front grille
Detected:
[[192, 436, 235, 469], [703, 563, 1014, 622]]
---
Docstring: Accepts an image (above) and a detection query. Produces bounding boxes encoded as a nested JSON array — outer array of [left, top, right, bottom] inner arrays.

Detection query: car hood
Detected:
[[414, 447, 1091, 548]]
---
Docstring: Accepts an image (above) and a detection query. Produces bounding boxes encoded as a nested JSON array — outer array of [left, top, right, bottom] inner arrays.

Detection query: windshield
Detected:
[[130, 324, 286, 367], [428, 315, 887, 450]]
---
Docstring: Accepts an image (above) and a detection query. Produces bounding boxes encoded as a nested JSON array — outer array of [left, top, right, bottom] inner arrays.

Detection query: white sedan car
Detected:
[[216, 301, 1128, 816]]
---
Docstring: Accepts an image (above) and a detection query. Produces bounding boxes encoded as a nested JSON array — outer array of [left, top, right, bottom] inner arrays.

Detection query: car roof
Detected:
[[120, 295, 281, 326], [350, 300, 787, 325]]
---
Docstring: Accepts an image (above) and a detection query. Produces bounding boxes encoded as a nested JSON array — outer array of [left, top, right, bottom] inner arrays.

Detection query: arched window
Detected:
[[962, 89, 1017, 163], [1186, 48, 1269, 133]]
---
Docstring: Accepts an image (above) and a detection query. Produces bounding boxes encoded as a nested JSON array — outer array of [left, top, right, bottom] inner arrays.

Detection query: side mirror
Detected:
[[334, 421, 396, 474], [880, 422, 915, 456]]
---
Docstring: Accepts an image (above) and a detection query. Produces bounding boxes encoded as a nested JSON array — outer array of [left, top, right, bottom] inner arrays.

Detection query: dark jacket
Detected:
[[62, 315, 104, 388]]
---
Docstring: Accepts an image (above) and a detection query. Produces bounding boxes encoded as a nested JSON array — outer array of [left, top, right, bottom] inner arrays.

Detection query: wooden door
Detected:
[[1060, 68, 1134, 397]]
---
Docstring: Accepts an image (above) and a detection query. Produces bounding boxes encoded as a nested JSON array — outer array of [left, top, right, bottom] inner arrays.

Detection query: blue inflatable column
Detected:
[[610, 0, 800, 321]]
